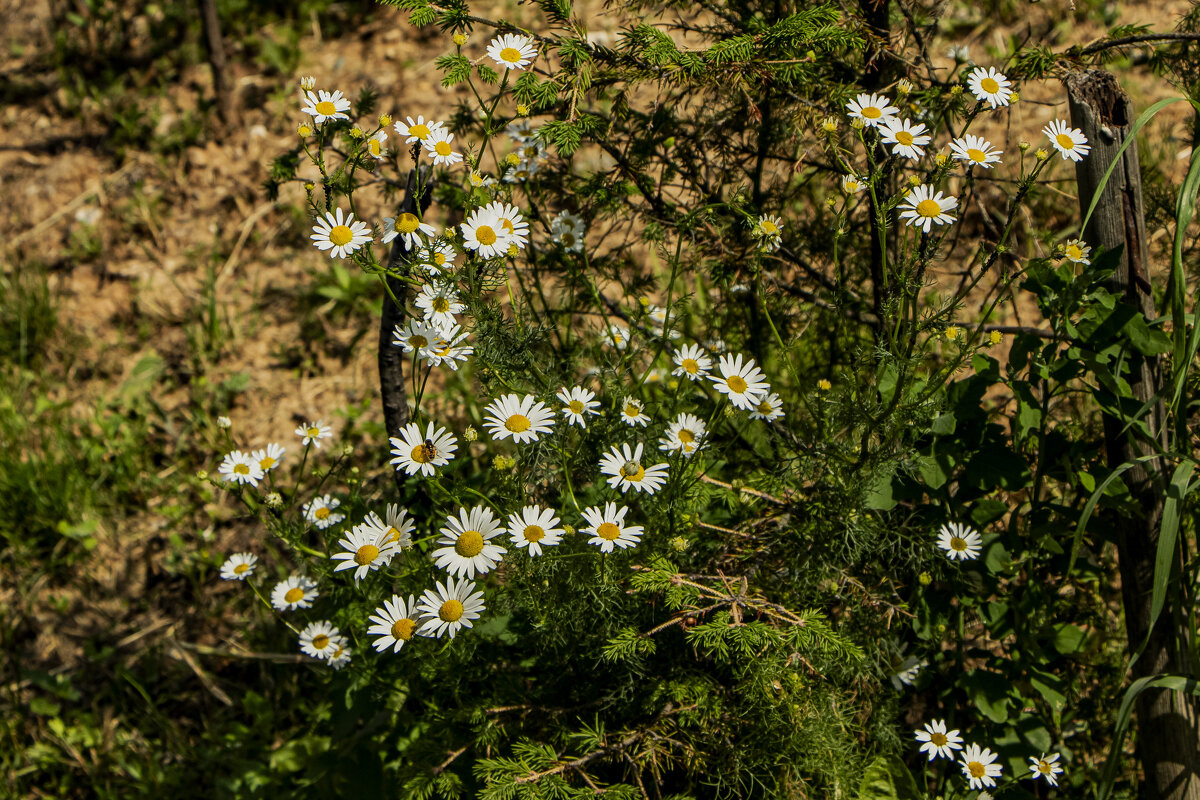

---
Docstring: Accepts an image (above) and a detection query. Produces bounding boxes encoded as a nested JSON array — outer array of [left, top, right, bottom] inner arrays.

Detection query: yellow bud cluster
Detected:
[[816, 379, 832, 391], [453, 32, 468, 46]]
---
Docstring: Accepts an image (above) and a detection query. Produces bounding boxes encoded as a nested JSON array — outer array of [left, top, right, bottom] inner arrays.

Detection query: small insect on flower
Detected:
[[550, 210, 585, 252], [1043, 120, 1091, 162], [659, 412, 708, 456], [960, 744, 1003, 790], [390, 421, 458, 476], [218, 450, 264, 487], [619, 397, 651, 427], [898, 185, 957, 233], [914, 719, 964, 761], [557, 386, 601, 427], [311, 208, 373, 259], [300, 89, 351, 124], [749, 392, 784, 422], [433, 505, 507, 579], [299, 621, 344, 660], [417, 577, 486, 639], [710, 353, 771, 410], [219, 552, 257, 581], [937, 521, 982, 561], [271, 575, 318, 611], [845, 92, 899, 128], [295, 420, 333, 448], [506, 505, 566, 556], [381, 213, 436, 249], [303, 494, 346, 530], [582, 502, 644, 553], [394, 115, 444, 144], [331, 523, 398, 581], [880, 118, 931, 160], [600, 442, 670, 494], [461, 205, 513, 259], [251, 442, 285, 473], [423, 128, 464, 166], [966, 66, 1012, 108], [1029, 753, 1064, 786], [487, 33, 538, 71], [841, 174, 866, 194], [368, 594, 421, 653], [483, 394, 556, 443], [949, 134, 1002, 168], [1063, 238, 1092, 265]]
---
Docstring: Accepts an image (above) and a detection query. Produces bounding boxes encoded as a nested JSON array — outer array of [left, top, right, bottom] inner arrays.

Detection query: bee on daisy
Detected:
[[367, 594, 421, 653], [582, 502, 644, 553], [483, 394, 555, 443], [898, 185, 957, 233], [311, 208, 373, 259], [506, 505, 565, 556], [390, 421, 458, 476], [487, 33, 538, 71], [432, 505, 507, 579], [599, 442, 670, 494], [557, 386, 600, 427], [417, 577, 486, 639]]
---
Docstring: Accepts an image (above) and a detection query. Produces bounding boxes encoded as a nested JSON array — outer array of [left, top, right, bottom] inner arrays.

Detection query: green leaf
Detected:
[[856, 755, 920, 800], [1052, 623, 1089, 655], [962, 669, 1012, 723]]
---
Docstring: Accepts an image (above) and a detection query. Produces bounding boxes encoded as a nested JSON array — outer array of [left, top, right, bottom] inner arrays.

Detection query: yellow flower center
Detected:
[[968, 761, 986, 779], [894, 130, 914, 146], [385, 526, 406, 544], [391, 618, 416, 640], [315, 507, 331, 520], [500, 46, 523, 63], [678, 429, 696, 443], [760, 220, 778, 234], [369, 139, 382, 156], [726, 375, 748, 393], [307, 427, 320, 437], [505, 414, 531, 433], [596, 522, 621, 541], [284, 587, 305, 603], [682, 358, 699, 374], [312, 634, 330, 650], [559, 400, 579, 415], [435, 141, 452, 156], [233, 563, 249, 574], [354, 544, 380, 565], [624, 404, 641, 418], [845, 179, 859, 192], [862, 106, 881, 119], [439, 599, 464, 621], [950, 536, 967, 551], [1056, 133, 1075, 150], [501, 217, 516, 233], [916, 199, 942, 218], [234, 463, 249, 475], [966, 148, 987, 162], [397, 213, 420, 234], [523, 524, 545, 542], [930, 732, 947, 746], [980, 77, 1000, 94], [1066, 244, 1083, 260], [329, 225, 354, 246], [315, 101, 337, 116], [410, 444, 431, 463], [561, 232, 575, 247], [432, 297, 450, 313], [455, 530, 485, 557], [757, 398, 772, 412], [476, 225, 497, 246], [1038, 760, 1051, 774], [410, 123, 430, 139], [409, 334, 428, 348], [259, 457, 275, 469], [433, 252, 446, 265]]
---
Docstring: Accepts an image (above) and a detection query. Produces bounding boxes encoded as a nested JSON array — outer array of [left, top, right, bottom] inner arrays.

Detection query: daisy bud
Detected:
[[850, 117, 865, 131], [379, 113, 392, 127], [265, 492, 283, 508], [944, 326, 960, 341], [453, 32, 468, 45], [907, 175, 921, 187], [918, 571, 932, 585], [350, 466, 359, 476], [516, 103, 529, 115], [989, 330, 1003, 345], [817, 379, 832, 391], [196, 470, 210, 481], [463, 425, 478, 442], [663, 136, 675, 148], [1018, 140, 1030, 152], [505, 153, 521, 166], [507, 243, 519, 258], [1035, 148, 1049, 161], [297, 121, 313, 137], [304, 182, 315, 191], [670, 536, 690, 552], [668, 379, 679, 390], [934, 152, 949, 166], [217, 415, 232, 429], [562, 524, 576, 535], [349, 127, 364, 139], [896, 78, 913, 96], [950, 85, 963, 97], [341, 443, 354, 457], [821, 115, 838, 133], [299, 76, 316, 91], [1009, 91, 1020, 103], [825, 197, 837, 209]]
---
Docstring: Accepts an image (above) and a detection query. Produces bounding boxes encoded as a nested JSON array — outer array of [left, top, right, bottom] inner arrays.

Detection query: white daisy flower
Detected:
[[898, 185, 957, 233], [423, 127, 463, 166], [483, 393, 555, 443], [892, 656, 926, 688], [298, 621, 343, 659], [755, 214, 783, 241], [381, 212, 436, 249], [270, 575, 318, 611], [392, 319, 448, 359], [842, 174, 866, 194], [217, 415, 232, 429], [581, 502, 644, 553], [365, 129, 388, 160], [659, 412, 708, 455], [485, 201, 530, 250], [311, 207, 372, 259], [394, 115, 444, 144], [461, 206, 512, 259], [298, 76, 316, 92], [967, 66, 1013, 108], [550, 210, 585, 252], [415, 282, 465, 327], [487, 33, 538, 71], [507, 118, 537, 141], [619, 397, 651, 427], [749, 392, 784, 422], [606, 324, 631, 350], [218, 450, 264, 487], [960, 744, 1003, 790], [300, 89, 351, 124], [367, 594, 420, 653], [506, 505, 565, 556], [424, 323, 474, 370], [303, 494, 345, 530], [1064, 239, 1091, 265], [219, 552, 257, 581], [710, 353, 770, 410], [331, 523, 398, 581], [515, 140, 548, 164], [504, 160, 541, 183], [251, 442, 285, 473], [1043, 120, 1091, 162], [949, 134, 1002, 168], [390, 421, 458, 476], [432, 505, 507, 578], [846, 92, 899, 128], [914, 719, 964, 761], [672, 344, 712, 381], [600, 442, 670, 494], [557, 386, 600, 427], [416, 576, 486, 639], [881, 118, 931, 160], [937, 521, 982, 561], [327, 641, 351, 670], [415, 241, 458, 274], [295, 420, 333, 447], [468, 170, 496, 188], [358, 504, 415, 554], [1030, 752, 1063, 786], [646, 305, 681, 340]]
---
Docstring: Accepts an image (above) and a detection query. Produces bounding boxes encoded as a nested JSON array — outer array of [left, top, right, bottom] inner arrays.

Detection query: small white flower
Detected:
[[606, 324, 630, 350], [271, 575, 318, 611], [557, 386, 600, 427], [304, 494, 345, 530], [710, 353, 770, 410], [1043, 120, 1091, 162], [600, 442, 670, 494], [749, 392, 784, 422], [298, 621, 343, 659], [394, 115, 444, 143], [960, 744, 1003, 790], [581, 502, 644, 553], [392, 319, 448, 359], [487, 33, 538, 71], [967, 66, 1013, 108], [251, 442, 285, 473], [367, 594, 420, 653], [550, 210, 585, 252], [311, 208, 372, 259], [506, 505, 565, 556], [300, 89, 351, 124], [898, 185, 957, 233], [672, 344, 712, 381], [415, 282, 466, 327], [327, 641, 352, 670], [331, 524, 398, 581], [416, 577, 486, 639], [298, 76, 316, 92], [485, 201, 529, 250], [218, 450, 263, 487], [937, 521, 982, 561], [219, 552, 257, 581], [483, 394, 555, 443], [390, 421, 458, 476], [423, 323, 474, 370], [914, 719, 964, 761], [365, 129, 388, 160], [423, 127, 463, 166], [1029, 752, 1063, 786], [659, 412, 707, 456], [216, 415, 232, 429], [619, 397, 651, 427], [841, 174, 866, 194], [358, 503, 415, 553], [295, 420, 333, 447], [432, 505, 507, 579], [381, 213, 435, 249], [415, 241, 458, 274], [846, 92, 899, 128], [1064, 239, 1092, 265], [950, 134, 1002, 168], [881, 118, 931, 160], [461, 206, 513, 259]]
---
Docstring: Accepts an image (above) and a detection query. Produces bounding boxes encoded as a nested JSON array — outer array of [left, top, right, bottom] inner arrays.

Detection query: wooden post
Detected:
[[1067, 68, 1200, 800], [198, 0, 235, 128]]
